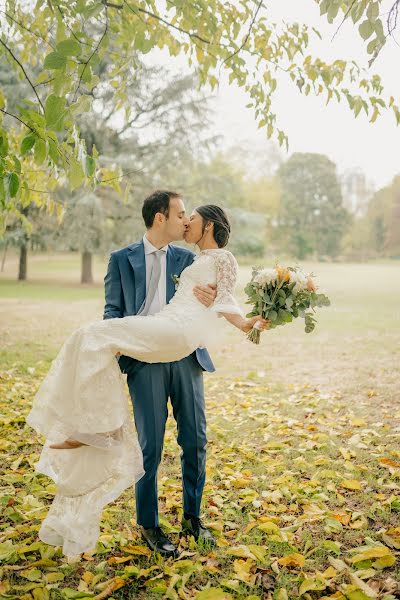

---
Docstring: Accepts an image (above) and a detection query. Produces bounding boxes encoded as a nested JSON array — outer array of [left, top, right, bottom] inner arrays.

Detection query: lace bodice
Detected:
[[163, 248, 242, 318]]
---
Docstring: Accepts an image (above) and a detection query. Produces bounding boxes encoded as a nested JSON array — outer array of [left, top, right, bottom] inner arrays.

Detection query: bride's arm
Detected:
[[210, 251, 269, 333], [221, 311, 269, 332]]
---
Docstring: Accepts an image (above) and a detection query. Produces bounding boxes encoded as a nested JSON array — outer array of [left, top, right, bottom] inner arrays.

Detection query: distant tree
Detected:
[[1, 202, 56, 280], [179, 153, 246, 208], [386, 188, 400, 257], [242, 176, 281, 221], [365, 175, 400, 257], [277, 153, 350, 259], [55, 192, 107, 284], [340, 168, 374, 217]]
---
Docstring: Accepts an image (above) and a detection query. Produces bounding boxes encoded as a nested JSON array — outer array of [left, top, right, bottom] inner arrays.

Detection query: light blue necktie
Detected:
[[138, 249, 164, 316]]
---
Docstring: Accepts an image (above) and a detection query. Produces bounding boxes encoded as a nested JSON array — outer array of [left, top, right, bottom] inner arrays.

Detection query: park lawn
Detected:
[[0, 256, 399, 599], [0, 279, 103, 301]]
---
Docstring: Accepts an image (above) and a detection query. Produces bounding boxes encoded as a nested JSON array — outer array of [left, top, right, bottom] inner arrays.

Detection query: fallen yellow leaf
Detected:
[[257, 522, 280, 535], [322, 566, 337, 578], [341, 479, 362, 491], [350, 545, 392, 563], [277, 553, 305, 568], [120, 544, 151, 557], [233, 558, 255, 583]]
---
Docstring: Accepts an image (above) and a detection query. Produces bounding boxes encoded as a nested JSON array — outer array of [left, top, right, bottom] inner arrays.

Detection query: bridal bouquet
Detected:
[[244, 264, 330, 344]]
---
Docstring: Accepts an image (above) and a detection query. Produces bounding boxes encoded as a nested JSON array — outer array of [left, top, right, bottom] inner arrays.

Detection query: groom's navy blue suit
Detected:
[[103, 240, 215, 528]]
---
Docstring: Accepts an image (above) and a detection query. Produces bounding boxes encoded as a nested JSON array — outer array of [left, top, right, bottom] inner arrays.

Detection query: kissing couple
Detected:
[[27, 190, 269, 558]]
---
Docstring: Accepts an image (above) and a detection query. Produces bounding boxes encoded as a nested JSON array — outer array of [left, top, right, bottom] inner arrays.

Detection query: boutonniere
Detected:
[[171, 274, 180, 290]]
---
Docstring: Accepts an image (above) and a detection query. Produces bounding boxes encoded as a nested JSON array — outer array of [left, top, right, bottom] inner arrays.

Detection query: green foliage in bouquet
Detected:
[[244, 265, 330, 344]]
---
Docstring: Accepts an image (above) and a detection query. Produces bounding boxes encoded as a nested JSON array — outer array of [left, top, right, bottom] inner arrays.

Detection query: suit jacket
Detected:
[[103, 240, 215, 373]]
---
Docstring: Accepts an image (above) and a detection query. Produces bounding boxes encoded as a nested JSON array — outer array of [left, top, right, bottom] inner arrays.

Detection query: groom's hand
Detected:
[[193, 283, 217, 308]]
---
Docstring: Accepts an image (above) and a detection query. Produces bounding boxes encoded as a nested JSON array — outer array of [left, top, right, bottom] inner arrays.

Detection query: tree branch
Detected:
[[331, 0, 357, 42], [100, 167, 144, 183], [56, 5, 93, 50], [116, 97, 168, 135], [123, 1, 211, 44], [123, 0, 283, 73], [34, 78, 55, 88], [387, 0, 400, 35], [0, 38, 45, 112], [0, 107, 34, 131], [104, 1, 123, 8], [0, 9, 55, 49], [218, 0, 263, 73], [72, 7, 109, 103]]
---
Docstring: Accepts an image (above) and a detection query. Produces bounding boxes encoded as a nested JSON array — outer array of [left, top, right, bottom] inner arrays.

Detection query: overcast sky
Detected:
[[208, 0, 399, 189]]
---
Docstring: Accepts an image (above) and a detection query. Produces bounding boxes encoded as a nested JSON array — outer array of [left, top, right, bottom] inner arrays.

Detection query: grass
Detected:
[[0, 278, 103, 301], [0, 253, 399, 599]]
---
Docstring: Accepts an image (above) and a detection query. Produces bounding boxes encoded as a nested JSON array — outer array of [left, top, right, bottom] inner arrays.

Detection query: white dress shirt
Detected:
[[142, 234, 169, 315]]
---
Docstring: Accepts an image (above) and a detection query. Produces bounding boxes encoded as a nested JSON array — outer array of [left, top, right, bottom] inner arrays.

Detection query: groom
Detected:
[[103, 190, 217, 557]]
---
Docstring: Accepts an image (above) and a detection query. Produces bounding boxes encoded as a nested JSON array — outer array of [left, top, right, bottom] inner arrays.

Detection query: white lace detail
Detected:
[[26, 248, 242, 557], [201, 249, 243, 316]]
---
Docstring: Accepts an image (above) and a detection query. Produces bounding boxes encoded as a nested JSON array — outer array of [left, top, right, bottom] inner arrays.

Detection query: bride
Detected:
[[26, 204, 268, 557]]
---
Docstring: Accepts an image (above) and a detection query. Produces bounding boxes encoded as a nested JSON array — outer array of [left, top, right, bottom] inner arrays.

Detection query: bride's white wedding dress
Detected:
[[26, 248, 242, 557]]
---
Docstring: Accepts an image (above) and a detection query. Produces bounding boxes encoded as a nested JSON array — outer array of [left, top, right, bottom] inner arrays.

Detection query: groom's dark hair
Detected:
[[142, 190, 181, 228]]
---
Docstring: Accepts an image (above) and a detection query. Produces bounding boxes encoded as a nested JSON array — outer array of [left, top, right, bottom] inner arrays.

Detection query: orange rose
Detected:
[[307, 277, 316, 292], [276, 265, 290, 282]]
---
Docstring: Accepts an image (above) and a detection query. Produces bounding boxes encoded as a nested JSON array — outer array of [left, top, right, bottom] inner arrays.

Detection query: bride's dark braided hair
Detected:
[[195, 205, 231, 248]]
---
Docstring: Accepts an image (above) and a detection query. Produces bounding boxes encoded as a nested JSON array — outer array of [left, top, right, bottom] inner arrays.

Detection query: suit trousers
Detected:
[[127, 354, 207, 528]]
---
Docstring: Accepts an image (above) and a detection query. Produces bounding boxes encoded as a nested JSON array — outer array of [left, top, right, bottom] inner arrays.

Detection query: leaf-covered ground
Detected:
[[1, 365, 399, 600], [1, 258, 399, 599]]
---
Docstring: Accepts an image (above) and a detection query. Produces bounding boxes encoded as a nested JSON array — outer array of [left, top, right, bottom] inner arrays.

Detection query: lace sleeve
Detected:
[[210, 250, 243, 316]]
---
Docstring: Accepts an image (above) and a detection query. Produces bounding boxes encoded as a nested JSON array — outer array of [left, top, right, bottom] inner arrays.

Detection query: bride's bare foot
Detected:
[[49, 439, 88, 449]]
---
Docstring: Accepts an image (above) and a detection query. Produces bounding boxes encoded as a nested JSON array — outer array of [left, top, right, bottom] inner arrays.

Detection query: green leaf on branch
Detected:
[[6, 172, 19, 198], [69, 157, 85, 190], [327, 4, 339, 23], [85, 155, 96, 177], [0, 129, 9, 157], [78, 63, 93, 84], [367, 2, 379, 21], [374, 19, 386, 43], [56, 39, 82, 57], [359, 20, 374, 40], [34, 138, 47, 164], [44, 51, 67, 70], [21, 133, 36, 156], [47, 136, 60, 163], [13, 155, 21, 173], [70, 95, 92, 115], [45, 95, 67, 132]]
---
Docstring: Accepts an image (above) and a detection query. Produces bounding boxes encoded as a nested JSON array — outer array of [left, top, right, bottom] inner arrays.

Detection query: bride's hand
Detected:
[[241, 315, 270, 333]]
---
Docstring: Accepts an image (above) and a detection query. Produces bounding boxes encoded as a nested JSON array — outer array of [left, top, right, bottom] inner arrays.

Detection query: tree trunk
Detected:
[[81, 251, 93, 284], [1, 241, 8, 272], [18, 243, 28, 281]]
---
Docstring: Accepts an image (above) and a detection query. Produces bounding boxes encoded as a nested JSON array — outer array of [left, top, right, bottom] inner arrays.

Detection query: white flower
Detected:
[[289, 269, 308, 293], [253, 268, 278, 286]]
